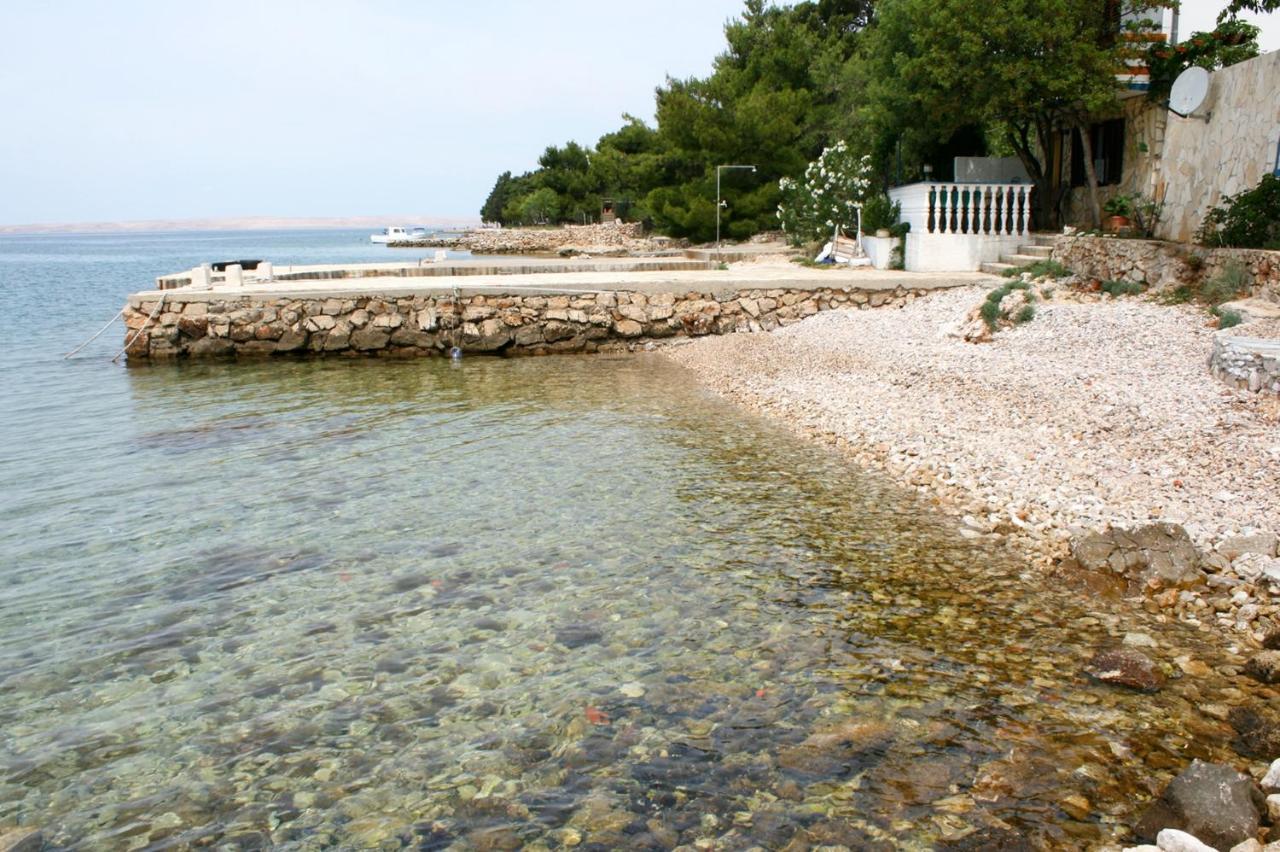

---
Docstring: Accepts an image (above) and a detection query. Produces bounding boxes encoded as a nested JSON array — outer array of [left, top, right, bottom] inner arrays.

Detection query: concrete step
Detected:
[[1018, 245, 1054, 258], [1000, 253, 1046, 266], [980, 262, 1018, 276], [1030, 233, 1059, 247]]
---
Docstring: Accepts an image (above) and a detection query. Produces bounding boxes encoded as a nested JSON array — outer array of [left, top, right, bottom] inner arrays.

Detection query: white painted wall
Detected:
[[861, 235, 901, 270], [903, 234, 1023, 273]]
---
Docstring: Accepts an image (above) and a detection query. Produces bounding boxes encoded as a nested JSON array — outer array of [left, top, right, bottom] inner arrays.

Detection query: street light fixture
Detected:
[[716, 164, 757, 257]]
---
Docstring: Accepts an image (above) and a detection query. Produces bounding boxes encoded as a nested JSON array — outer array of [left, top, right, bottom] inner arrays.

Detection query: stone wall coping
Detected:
[[128, 270, 986, 307]]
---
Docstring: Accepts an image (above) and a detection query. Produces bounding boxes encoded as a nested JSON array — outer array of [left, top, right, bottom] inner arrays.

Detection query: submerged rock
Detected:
[[1243, 651, 1280, 684], [1085, 648, 1167, 692], [1229, 707, 1280, 760], [0, 829, 43, 852], [1135, 759, 1263, 849], [554, 624, 604, 649]]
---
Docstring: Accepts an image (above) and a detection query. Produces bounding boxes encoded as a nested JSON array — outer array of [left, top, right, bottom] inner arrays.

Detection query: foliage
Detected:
[[1196, 174, 1280, 249], [1103, 195, 1133, 218], [1133, 194, 1165, 238], [981, 279, 1035, 329], [1002, 259, 1069, 279], [1014, 304, 1037, 324], [775, 141, 874, 244], [1145, 20, 1260, 101], [1201, 261, 1250, 305], [856, 0, 1172, 229], [1212, 307, 1244, 329], [1101, 279, 1145, 296], [1218, 0, 1280, 23], [481, 1, 875, 239], [860, 192, 901, 233]]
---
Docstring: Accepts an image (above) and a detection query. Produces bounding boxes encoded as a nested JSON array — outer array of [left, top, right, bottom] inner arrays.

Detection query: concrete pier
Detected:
[[123, 258, 993, 362]]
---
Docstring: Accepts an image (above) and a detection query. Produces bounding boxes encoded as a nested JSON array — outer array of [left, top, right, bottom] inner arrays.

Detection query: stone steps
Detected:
[[979, 236, 1060, 276]]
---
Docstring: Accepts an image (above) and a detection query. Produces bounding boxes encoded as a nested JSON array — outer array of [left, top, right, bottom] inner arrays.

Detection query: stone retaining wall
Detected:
[[392, 222, 677, 255], [122, 286, 930, 362], [1210, 334, 1280, 394], [1052, 235, 1280, 301]]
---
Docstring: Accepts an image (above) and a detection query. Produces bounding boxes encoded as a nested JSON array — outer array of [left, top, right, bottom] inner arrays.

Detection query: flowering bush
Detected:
[[775, 141, 875, 245]]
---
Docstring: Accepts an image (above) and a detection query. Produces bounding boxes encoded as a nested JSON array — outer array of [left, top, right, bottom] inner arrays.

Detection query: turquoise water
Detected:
[[0, 230, 1267, 850]]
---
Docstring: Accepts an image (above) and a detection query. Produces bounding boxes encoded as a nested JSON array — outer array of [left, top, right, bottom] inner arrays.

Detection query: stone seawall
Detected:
[[1051, 235, 1280, 301], [122, 285, 933, 362]]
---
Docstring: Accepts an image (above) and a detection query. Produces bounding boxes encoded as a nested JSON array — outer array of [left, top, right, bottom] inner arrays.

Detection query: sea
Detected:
[[0, 228, 1263, 849]]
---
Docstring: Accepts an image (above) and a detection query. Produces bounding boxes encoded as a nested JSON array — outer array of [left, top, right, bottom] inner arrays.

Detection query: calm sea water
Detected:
[[0, 230, 1266, 850]]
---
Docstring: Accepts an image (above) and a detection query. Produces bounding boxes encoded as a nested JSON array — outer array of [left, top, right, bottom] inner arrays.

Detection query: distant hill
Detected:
[[0, 215, 481, 235]]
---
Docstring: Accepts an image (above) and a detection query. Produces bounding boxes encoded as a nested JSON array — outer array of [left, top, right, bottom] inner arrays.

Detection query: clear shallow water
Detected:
[[0, 231, 1268, 850]]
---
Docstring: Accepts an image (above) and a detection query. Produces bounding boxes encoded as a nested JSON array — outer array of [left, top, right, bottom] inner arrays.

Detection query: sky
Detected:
[[0, 0, 1274, 226]]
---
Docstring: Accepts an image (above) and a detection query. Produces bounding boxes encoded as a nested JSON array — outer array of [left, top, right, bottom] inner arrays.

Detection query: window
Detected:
[[1070, 119, 1126, 187]]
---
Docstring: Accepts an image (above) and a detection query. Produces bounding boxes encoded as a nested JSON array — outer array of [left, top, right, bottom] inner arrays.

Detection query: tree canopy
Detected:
[[480, 0, 1259, 238]]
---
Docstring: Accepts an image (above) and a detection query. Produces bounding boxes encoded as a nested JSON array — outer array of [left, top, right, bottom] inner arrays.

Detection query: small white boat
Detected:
[[370, 226, 431, 244]]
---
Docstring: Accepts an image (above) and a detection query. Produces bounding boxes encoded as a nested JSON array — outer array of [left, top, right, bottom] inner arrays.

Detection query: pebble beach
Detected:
[[669, 284, 1280, 636]]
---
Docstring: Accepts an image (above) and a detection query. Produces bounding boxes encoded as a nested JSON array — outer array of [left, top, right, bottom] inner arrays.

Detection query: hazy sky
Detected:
[[0, 0, 1273, 225]]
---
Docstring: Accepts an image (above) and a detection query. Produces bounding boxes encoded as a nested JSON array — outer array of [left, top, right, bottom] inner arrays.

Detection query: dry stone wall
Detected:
[[396, 222, 678, 255], [1052, 235, 1280, 300], [123, 286, 931, 362]]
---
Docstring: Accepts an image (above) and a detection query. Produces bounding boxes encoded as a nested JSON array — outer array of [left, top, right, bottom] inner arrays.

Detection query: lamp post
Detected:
[[716, 164, 757, 257]]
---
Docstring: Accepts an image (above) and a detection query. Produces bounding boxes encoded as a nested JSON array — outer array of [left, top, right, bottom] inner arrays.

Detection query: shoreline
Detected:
[[665, 285, 1280, 644]]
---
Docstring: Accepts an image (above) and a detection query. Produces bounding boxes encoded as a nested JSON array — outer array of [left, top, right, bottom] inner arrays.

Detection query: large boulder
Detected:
[[1070, 523, 1205, 592], [1135, 759, 1263, 849]]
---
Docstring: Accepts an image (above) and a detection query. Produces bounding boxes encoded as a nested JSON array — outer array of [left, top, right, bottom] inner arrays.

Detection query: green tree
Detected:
[[859, 0, 1172, 228], [1219, 0, 1280, 20], [480, 171, 516, 224]]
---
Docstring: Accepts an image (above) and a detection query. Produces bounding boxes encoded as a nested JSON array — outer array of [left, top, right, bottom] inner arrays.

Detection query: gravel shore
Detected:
[[667, 286, 1279, 571]]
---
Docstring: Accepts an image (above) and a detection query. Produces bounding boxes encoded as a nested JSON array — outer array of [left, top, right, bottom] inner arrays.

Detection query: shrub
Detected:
[[776, 141, 875, 245], [1196, 174, 1280, 249], [1201, 261, 1249, 305], [981, 280, 1037, 330], [1101, 279, 1145, 297], [1214, 308, 1244, 329], [1004, 259, 1069, 279], [860, 193, 901, 234]]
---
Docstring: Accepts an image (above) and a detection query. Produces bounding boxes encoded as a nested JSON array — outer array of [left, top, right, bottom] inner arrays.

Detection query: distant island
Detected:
[[0, 214, 480, 236]]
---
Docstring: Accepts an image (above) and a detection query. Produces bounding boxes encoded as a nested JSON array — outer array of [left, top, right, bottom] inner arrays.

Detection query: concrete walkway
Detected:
[[135, 259, 995, 305]]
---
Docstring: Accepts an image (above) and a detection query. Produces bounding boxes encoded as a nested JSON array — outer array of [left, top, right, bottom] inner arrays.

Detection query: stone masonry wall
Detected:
[[1052, 235, 1280, 301], [122, 286, 932, 362]]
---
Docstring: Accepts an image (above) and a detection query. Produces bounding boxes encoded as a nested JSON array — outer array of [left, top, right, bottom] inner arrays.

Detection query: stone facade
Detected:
[[1064, 51, 1280, 242], [1052, 235, 1280, 300], [122, 286, 932, 362]]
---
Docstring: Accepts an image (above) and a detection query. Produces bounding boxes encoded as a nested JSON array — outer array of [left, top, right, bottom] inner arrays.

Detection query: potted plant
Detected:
[[1103, 195, 1134, 232]]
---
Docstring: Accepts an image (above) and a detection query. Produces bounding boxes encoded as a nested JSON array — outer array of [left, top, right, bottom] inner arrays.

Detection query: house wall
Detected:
[[1064, 51, 1280, 242]]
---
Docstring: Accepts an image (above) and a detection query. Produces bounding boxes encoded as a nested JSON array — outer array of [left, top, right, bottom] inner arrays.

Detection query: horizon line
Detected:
[[0, 214, 483, 236]]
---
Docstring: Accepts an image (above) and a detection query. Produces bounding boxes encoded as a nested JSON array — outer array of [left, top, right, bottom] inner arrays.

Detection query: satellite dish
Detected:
[[1169, 66, 1210, 119]]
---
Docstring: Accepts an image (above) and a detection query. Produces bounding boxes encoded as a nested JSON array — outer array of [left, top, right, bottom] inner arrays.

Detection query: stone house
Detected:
[[1059, 50, 1280, 242]]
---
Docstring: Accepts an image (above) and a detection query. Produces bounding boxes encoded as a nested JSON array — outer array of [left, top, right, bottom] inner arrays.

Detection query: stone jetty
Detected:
[[122, 258, 982, 362]]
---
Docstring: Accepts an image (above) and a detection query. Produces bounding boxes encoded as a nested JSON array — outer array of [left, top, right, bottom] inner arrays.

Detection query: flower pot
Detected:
[[1105, 215, 1132, 232]]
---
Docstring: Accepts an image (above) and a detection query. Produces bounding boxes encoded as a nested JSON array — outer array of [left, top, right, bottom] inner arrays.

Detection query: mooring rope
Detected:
[[63, 307, 126, 359], [112, 295, 165, 363]]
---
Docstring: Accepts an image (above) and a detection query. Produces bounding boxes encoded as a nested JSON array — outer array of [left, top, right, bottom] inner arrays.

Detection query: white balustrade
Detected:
[[889, 182, 1033, 237]]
